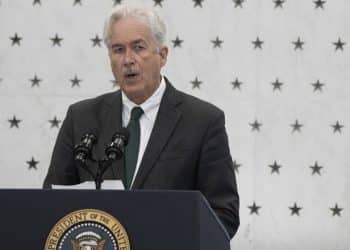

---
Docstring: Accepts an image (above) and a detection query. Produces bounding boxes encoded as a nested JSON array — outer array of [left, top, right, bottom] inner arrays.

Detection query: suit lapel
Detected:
[[93, 90, 125, 181], [132, 81, 182, 189]]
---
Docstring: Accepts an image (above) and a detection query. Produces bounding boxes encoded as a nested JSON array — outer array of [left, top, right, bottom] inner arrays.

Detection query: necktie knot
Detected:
[[130, 107, 144, 121]]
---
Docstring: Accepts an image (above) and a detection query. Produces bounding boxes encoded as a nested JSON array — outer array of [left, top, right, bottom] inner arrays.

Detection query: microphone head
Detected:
[[86, 128, 99, 141], [112, 127, 129, 146], [105, 127, 129, 161], [78, 128, 98, 143], [74, 129, 99, 162]]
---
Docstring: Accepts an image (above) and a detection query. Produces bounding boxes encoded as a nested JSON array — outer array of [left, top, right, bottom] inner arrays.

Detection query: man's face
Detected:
[[108, 17, 168, 104]]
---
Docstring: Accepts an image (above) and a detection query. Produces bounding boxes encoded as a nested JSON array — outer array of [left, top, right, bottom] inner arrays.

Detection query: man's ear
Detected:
[[159, 46, 168, 67]]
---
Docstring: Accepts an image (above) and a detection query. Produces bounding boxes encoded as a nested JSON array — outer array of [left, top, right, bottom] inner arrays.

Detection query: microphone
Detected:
[[105, 127, 129, 161], [74, 131, 98, 163]]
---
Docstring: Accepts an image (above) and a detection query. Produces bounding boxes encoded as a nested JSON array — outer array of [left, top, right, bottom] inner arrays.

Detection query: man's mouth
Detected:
[[124, 72, 139, 81]]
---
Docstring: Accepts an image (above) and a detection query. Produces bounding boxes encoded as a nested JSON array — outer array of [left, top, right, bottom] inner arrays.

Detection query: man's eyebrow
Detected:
[[111, 43, 123, 49], [111, 39, 147, 48], [132, 39, 146, 44]]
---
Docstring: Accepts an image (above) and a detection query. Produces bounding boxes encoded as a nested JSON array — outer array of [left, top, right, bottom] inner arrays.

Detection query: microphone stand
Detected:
[[95, 158, 115, 190], [76, 157, 115, 190]]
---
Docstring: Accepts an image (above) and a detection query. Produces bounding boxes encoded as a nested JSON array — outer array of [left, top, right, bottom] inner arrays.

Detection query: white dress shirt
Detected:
[[121, 77, 166, 186]]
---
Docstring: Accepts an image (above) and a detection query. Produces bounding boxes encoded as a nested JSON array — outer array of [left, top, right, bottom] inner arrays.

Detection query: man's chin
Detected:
[[121, 81, 142, 91], [121, 86, 146, 103]]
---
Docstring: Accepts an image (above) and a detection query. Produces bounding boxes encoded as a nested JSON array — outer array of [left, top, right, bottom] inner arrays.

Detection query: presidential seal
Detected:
[[45, 209, 130, 250]]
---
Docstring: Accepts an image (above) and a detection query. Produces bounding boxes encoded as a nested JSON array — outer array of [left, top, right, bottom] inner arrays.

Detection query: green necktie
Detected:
[[125, 107, 144, 189]]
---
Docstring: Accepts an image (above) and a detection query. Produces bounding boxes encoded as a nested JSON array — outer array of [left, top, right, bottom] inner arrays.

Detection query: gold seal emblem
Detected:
[[45, 209, 130, 250]]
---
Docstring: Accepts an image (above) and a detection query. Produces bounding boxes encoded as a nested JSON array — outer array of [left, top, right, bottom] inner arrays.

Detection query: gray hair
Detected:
[[103, 4, 167, 49]]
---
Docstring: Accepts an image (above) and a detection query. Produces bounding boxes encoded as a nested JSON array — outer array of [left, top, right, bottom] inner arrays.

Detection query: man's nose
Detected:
[[123, 48, 135, 66]]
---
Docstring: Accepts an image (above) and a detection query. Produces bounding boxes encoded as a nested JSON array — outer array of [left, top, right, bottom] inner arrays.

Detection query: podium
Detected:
[[0, 189, 230, 250]]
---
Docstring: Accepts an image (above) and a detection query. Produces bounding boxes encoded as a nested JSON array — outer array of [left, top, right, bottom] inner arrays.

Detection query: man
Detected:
[[43, 4, 239, 238]]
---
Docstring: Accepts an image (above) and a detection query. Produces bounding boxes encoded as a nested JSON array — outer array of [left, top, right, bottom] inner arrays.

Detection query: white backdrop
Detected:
[[0, 0, 349, 249]]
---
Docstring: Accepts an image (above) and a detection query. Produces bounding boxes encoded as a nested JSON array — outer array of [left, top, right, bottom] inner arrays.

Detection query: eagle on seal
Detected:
[[71, 231, 106, 250]]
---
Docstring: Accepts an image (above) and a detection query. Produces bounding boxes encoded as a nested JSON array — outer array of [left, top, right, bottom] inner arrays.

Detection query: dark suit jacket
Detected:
[[43, 79, 240, 238]]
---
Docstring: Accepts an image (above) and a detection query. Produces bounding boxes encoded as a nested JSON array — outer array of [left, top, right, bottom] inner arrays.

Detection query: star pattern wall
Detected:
[[0, 1, 349, 250]]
